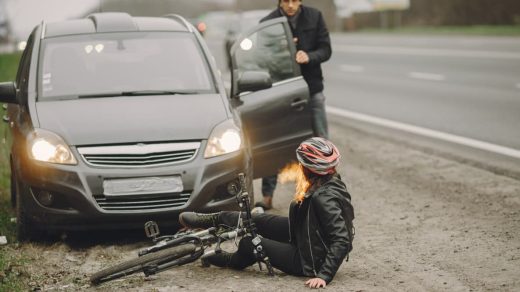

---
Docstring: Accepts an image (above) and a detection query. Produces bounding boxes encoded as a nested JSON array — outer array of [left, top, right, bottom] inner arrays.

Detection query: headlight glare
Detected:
[[204, 120, 242, 158], [28, 129, 77, 165], [220, 130, 241, 152]]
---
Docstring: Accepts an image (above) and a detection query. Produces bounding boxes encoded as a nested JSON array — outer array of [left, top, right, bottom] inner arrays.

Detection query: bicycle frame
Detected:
[[144, 173, 274, 275], [91, 173, 274, 285]]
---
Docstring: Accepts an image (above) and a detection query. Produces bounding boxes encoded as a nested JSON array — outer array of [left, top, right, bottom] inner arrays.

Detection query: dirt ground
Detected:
[[7, 119, 520, 291]]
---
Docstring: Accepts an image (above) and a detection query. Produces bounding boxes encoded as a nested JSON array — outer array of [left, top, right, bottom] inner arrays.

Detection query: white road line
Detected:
[[340, 64, 365, 73], [327, 106, 520, 159], [334, 45, 520, 60], [409, 72, 445, 81]]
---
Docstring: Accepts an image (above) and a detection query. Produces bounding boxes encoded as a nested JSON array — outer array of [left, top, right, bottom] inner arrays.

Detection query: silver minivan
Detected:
[[0, 12, 312, 240]]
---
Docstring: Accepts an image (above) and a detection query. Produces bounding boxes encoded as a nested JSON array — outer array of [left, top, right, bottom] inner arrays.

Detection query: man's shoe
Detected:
[[179, 212, 220, 229], [254, 201, 272, 210], [255, 196, 273, 210], [205, 251, 234, 268]]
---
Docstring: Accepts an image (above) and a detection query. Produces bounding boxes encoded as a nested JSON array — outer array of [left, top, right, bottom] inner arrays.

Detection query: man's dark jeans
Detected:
[[310, 92, 328, 139]]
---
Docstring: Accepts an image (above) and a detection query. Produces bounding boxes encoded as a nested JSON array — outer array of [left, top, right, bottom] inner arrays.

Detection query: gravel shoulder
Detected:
[[7, 119, 520, 291]]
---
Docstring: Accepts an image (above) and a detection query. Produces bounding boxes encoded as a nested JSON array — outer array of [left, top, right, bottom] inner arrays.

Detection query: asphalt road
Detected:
[[324, 34, 520, 151]]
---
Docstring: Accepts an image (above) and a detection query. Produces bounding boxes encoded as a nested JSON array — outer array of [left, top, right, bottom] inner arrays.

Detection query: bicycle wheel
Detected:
[[90, 243, 197, 285]]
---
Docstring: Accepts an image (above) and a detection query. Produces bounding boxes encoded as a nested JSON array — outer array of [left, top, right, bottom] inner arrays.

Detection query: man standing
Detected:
[[257, 0, 332, 210]]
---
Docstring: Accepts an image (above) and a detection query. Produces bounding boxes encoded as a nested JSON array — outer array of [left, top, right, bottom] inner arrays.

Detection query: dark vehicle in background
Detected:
[[0, 12, 312, 241], [224, 10, 272, 71]]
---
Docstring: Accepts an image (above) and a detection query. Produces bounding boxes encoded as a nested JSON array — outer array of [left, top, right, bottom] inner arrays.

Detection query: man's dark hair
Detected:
[[279, 0, 302, 4]]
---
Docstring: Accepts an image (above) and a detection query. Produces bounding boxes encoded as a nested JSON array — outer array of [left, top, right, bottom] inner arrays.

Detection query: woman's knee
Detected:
[[228, 236, 256, 270], [238, 236, 254, 253]]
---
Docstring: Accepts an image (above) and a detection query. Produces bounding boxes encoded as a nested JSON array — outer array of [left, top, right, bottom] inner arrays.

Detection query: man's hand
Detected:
[[296, 50, 309, 64], [305, 277, 326, 288]]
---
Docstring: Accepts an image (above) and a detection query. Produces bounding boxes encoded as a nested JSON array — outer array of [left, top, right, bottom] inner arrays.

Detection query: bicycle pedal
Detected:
[[144, 221, 160, 239]]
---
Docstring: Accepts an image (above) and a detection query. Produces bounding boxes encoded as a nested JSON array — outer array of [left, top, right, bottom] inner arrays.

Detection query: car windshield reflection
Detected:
[[39, 32, 215, 100]]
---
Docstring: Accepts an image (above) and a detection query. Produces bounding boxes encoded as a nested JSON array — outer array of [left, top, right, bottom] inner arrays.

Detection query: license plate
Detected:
[[103, 176, 183, 196]]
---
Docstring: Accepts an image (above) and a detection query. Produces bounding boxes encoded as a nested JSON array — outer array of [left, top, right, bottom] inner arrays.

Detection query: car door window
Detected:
[[230, 18, 313, 178], [233, 21, 298, 84], [16, 30, 35, 97]]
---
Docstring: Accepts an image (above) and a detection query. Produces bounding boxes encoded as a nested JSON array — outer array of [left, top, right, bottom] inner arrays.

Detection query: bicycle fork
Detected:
[[251, 235, 275, 276]]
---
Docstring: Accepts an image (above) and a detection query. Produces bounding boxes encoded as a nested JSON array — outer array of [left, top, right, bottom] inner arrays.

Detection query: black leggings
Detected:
[[219, 211, 304, 276]]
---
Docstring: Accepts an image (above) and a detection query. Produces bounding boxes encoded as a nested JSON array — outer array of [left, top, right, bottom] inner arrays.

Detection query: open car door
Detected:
[[230, 17, 313, 178]]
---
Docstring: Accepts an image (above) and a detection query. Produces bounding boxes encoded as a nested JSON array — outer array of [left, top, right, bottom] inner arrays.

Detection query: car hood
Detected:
[[35, 94, 228, 145]]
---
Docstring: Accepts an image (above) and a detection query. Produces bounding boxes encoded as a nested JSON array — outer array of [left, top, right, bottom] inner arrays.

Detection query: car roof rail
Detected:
[[87, 12, 137, 33], [162, 14, 193, 33], [40, 20, 46, 39]]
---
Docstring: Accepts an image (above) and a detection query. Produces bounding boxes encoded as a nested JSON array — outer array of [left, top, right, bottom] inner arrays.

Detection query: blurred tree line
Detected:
[[404, 0, 520, 25], [351, 0, 520, 30]]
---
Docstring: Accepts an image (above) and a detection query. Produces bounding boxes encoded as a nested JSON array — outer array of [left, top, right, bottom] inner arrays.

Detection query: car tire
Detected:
[[10, 167, 16, 208], [15, 175, 43, 242], [244, 138, 255, 205]]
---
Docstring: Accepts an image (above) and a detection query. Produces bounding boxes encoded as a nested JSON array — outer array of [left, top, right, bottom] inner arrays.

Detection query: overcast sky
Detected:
[[2, 0, 240, 40], [4, 0, 98, 40]]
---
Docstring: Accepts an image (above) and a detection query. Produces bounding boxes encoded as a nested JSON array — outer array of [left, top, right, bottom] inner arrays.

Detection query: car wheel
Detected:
[[15, 175, 43, 242], [244, 139, 255, 205], [10, 168, 16, 208]]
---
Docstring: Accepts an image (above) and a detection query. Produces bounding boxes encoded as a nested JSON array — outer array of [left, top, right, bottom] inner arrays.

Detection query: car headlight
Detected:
[[27, 129, 77, 165], [204, 119, 242, 158]]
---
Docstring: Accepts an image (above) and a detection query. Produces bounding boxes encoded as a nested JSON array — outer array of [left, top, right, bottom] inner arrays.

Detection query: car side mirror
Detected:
[[236, 71, 272, 95], [0, 82, 18, 104]]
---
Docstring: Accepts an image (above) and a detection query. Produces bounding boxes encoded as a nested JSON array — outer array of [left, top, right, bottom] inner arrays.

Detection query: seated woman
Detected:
[[179, 137, 355, 288]]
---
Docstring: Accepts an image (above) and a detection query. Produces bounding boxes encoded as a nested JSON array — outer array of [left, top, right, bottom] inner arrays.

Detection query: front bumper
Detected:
[[15, 144, 249, 231]]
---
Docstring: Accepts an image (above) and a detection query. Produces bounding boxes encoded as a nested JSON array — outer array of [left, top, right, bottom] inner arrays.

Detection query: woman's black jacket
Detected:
[[288, 174, 355, 284], [261, 5, 332, 95]]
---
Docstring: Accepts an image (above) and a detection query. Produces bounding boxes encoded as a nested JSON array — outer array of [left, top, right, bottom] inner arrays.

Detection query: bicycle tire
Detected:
[[90, 243, 197, 285]]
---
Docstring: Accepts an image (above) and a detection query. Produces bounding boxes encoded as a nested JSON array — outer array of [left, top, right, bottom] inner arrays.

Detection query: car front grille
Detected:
[[93, 192, 191, 211], [77, 142, 200, 167]]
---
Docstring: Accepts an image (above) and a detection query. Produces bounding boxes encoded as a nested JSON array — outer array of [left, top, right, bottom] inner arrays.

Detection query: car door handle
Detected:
[[291, 98, 308, 111]]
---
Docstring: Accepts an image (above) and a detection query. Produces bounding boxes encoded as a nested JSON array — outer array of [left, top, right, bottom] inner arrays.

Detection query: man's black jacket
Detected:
[[261, 5, 332, 95], [288, 174, 355, 283]]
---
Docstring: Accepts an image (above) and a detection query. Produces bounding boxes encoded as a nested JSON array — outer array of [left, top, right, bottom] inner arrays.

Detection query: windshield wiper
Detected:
[[78, 90, 199, 99], [121, 90, 199, 96], [78, 92, 122, 98]]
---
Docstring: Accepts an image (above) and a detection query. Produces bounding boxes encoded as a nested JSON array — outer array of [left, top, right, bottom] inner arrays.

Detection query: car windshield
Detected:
[[39, 32, 215, 100]]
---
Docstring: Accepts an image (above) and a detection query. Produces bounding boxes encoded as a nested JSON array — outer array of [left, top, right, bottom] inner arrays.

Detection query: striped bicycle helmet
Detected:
[[296, 137, 340, 175]]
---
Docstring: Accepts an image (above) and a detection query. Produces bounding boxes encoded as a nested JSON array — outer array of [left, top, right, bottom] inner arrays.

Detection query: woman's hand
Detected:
[[305, 277, 326, 288]]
